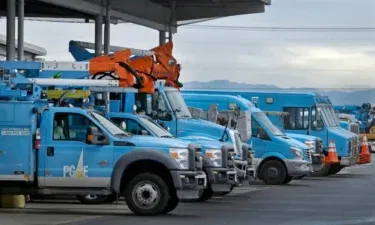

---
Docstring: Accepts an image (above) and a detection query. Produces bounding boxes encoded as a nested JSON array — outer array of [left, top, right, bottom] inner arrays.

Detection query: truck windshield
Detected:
[[165, 90, 192, 119], [254, 112, 285, 136], [139, 117, 172, 138], [318, 105, 340, 127], [90, 111, 130, 137]]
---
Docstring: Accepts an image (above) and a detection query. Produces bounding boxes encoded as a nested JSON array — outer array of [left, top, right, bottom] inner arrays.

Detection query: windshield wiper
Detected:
[[160, 135, 173, 138], [179, 115, 191, 118], [114, 133, 130, 137]]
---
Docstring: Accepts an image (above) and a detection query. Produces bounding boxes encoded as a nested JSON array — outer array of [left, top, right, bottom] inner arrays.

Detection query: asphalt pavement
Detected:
[[2, 158, 375, 225]]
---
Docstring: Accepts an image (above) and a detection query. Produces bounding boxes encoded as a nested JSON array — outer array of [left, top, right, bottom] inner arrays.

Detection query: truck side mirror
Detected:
[[86, 126, 109, 145], [140, 130, 148, 135], [150, 110, 158, 120], [258, 127, 269, 141]]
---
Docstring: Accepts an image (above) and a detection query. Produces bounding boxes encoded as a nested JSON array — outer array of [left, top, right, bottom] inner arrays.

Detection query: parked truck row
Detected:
[[0, 40, 370, 216]]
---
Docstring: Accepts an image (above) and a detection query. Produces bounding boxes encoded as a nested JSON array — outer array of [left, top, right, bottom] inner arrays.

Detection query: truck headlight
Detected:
[[206, 149, 222, 167], [290, 147, 303, 160], [304, 140, 316, 152], [170, 148, 189, 169]]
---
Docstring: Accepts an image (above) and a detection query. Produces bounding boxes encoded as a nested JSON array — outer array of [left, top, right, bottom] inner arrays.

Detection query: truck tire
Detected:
[[310, 164, 331, 177], [259, 160, 287, 185], [162, 193, 179, 214], [197, 188, 214, 202], [328, 164, 345, 175], [196, 170, 214, 202], [217, 185, 234, 196], [76, 195, 115, 204], [283, 176, 293, 184], [125, 173, 170, 216]]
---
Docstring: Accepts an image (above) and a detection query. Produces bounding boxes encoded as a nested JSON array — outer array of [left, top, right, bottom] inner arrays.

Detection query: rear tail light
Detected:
[[34, 128, 41, 150]]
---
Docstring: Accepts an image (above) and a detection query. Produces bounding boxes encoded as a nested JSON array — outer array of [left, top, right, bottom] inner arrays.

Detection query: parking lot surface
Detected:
[[2, 159, 375, 225]]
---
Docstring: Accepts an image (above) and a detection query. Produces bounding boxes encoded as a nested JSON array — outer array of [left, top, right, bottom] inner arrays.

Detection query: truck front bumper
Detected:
[[230, 158, 251, 179], [312, 153, 323, 165], [368, 141, 375, 153], [170, 170, 207, 200], [284, 159, 313, 177], [340, 156, 358, 166], [205, 167, 237, 192]]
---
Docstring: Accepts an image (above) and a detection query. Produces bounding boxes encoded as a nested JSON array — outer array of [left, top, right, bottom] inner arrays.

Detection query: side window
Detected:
[[283, 107, 309, 130], [311, 106, 324, 130], [53, 113, 98, 142], [154, 93, 172, 121], [251, 118, 270, 140], [251, 118, 261, 137], [125, 119, 149, 135]]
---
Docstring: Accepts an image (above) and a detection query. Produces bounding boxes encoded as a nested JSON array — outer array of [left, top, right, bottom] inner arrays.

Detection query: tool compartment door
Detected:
[[0, 102, 35, 181]]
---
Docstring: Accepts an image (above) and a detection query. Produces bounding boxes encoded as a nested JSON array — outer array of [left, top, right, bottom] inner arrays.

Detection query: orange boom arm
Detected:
[[87, 49, 156, 93]]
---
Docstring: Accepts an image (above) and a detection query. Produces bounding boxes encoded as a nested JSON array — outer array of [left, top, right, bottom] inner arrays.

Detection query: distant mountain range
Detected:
[[183, 80, 375, 105]]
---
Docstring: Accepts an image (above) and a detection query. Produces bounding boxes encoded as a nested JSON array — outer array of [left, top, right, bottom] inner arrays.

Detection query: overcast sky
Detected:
[[0, 0, 374, 88]]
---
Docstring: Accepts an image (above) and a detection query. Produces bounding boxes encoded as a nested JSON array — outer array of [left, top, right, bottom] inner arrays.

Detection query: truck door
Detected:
[[44, 112, 112, 188], [250, 118, 267, 160], [151, 91, 176, 135], [309, 106, 327, 146]]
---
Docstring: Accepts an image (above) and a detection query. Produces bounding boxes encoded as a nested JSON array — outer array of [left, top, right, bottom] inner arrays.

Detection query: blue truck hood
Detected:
[[118, 135, 190, 148], [275, 136, 310, 151], [177, 118, 225, 140], [327, 127, 357, 156], [286, 133, 316, 142], [179, 136, 224, 149]]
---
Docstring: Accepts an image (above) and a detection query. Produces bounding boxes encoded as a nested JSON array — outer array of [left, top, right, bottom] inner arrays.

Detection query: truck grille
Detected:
[[350, 123, 360, 134], [350, 137, 360, 157], [194, 147, 203, 171], [304, 150, 312, 161], [315, 139, 323, 154]]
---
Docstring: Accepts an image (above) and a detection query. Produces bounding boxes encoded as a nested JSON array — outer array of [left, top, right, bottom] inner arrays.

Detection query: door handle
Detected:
[[47, 147, 54, 156], [99, 160, 108, 167]]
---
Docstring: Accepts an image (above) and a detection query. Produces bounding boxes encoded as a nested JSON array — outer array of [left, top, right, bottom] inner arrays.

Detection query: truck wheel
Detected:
[[76, 195, 113, 204], [310, 164, 331, 177], [125, 173, 170, 216], [162, 193, 179, 214], [197, 187, 214, 202], [217, 185, 234, 196], [259, 160, 287, 185], [283, 176, 293, 184], [328, 164, 345, 175]]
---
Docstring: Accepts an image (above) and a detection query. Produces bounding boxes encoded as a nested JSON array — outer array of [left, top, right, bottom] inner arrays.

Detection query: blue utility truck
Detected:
[[183, 89, 360, 176], [0, 65, 207, 216], [181, 93, 315, 184]]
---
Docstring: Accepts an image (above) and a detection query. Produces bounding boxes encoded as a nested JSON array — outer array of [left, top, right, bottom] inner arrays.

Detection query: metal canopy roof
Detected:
[[1, 0, 270, 32], [0, 34, 46, 60]]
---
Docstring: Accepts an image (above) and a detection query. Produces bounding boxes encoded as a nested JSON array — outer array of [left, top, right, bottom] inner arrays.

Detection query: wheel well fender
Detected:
[[111, 149, 179, 193], [257, 156, 287, 179]]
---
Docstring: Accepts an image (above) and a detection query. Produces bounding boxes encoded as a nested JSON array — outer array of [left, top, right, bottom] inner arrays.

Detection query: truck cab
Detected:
[[106, 112, 243, 200], [182, 90, 360, 176], [181, 93, 314, 185], [0, 100, 207, 215]]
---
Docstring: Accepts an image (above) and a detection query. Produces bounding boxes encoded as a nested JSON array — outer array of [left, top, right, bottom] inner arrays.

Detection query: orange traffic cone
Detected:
[[322, 140, 339, 164], [358, 135, 371, 164]]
